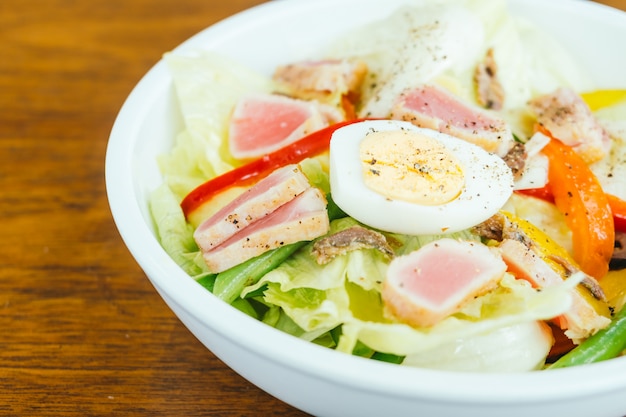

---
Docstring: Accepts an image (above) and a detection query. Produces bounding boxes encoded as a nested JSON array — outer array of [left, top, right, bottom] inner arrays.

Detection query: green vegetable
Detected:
[[231, 298, 259, 319], [371, 351, 405, 364], [550, 304, 626, 369], [196, 273, 217, 292], [149, 184, 212, 277], [332, 326, 404, 364], [213, 241, 307, 304], [326, 192, 347, 220]]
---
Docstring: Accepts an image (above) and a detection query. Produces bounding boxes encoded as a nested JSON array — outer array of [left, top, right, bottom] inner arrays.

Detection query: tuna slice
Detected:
[[273, 59, 368, 99], [528, 87, 611, 164], [382, 238, 506, 328], [200, 187, 330, 273], [498, 238, 610, 343], [473, 47, 505, 110], [390, 84, 514, 156], [194, 164, 311, 252], [228, 93, 338, 160]]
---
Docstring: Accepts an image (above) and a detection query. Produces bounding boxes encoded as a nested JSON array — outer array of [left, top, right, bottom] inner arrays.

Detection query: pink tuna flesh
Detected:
[[201, 187, 330, 273], [382, 238, 506, 327], [390, 84, 514, 156], [228, 93, 329, 159], [194, 164, 311, 252]]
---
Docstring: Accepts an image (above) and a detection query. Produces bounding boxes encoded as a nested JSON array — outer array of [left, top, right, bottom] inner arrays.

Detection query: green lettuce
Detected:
[[338, 274, 575, 358], [242, 217, 577, 368], [159, 51, 274, 201], [149, 183, 209, 278], [149, 155, 331, 282]]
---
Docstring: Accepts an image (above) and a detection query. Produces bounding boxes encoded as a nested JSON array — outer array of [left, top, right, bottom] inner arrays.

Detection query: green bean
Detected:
[[196, 273, 217, 292], [550, 303, 626, 369], [213, 241, 307, 304]]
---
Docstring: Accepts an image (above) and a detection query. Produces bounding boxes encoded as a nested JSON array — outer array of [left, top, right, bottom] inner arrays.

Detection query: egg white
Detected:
[[329, 120, 514, 235]]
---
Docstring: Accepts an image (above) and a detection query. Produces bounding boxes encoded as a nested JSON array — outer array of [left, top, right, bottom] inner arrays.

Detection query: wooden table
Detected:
[[1, 0, 623, 416]]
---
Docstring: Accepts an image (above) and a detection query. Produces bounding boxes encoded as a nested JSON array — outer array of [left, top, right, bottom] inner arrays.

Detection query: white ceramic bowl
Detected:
[[106, 0, 626, 416]]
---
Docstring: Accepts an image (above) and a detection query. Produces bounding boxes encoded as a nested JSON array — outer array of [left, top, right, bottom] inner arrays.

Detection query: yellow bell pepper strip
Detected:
[[599, 268, 626, 311], [580, 89, 626, 112], [501, 211, 611, 318], [538, 125, 615, 280]]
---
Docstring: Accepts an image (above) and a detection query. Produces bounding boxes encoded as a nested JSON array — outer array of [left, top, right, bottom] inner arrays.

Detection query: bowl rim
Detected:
[[105, 0, 626, 405]]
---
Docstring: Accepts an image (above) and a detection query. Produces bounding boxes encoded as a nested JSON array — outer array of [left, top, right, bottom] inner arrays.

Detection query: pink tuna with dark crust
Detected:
[[382, 238, 506, 328]]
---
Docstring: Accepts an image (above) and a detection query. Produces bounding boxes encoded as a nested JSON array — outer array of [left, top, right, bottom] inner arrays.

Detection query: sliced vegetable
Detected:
[[515, 186, 553, 203], [599, 269, 626, 311], [516, 188, 626, 234], [214, 241, 308, 304], [550, 302, 626, 368], [607, 194, 626, 233], [538, 126, 614, 280], [500, 211, 611, 319], [580, 89, 626, 112], [181, 119, 371, 218]]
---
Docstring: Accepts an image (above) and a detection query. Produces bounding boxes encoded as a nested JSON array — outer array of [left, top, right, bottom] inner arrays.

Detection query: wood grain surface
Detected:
[[0, 0, 623, 416], [0, 0, 310, 415]]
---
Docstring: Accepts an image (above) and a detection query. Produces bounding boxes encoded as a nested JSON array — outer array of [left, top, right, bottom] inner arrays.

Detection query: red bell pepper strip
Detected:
[[538, 126, 614, 280], [516, 186, 554, 203], [181, 119, 370, 218], [607, 194, 626, 233]]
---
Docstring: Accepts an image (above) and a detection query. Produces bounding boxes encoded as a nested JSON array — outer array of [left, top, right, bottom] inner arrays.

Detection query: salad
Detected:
[[150, 0, 626, 372]]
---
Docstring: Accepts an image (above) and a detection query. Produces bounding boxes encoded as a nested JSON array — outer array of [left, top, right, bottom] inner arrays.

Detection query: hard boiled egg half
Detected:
[[329, 120, 514, 235]]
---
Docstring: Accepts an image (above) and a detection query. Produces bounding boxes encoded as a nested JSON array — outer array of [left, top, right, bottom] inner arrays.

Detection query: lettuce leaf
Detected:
[[159, 51, 274, 200], [401, 320, 553, 372], [149, 183, 209, 278], [243, 216, 577, 370], [337, 274, 575, 358]]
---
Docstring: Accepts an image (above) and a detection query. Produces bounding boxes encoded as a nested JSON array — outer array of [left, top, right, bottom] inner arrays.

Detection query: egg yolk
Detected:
[[359, 130, 464, 205]]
